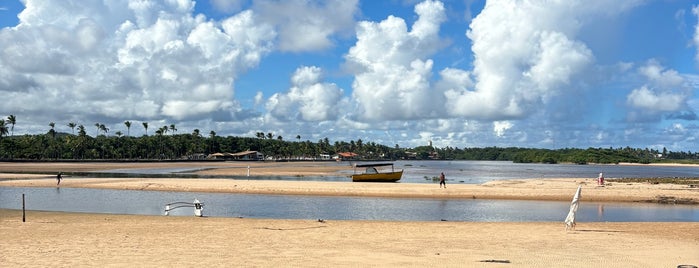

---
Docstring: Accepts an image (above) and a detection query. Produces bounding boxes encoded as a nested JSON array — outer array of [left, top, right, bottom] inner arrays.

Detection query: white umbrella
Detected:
[[564, 185, 582, 231]]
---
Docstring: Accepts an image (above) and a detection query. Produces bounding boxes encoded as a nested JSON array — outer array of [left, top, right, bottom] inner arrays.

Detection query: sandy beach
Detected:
[[1, 161, 698, 267]]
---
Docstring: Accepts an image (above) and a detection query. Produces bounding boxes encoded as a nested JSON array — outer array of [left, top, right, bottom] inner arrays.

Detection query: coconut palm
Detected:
[[0, 120, 8, 139], [48, 122, 56, 138], [124, 121, 131, 136], [169, 124, 177, 135], [67, 122, 76, 135], [142, 122, 148, 136], [6, 114, 16, 136], [77, 125, 86, 136], [99, 124, 109, 136]]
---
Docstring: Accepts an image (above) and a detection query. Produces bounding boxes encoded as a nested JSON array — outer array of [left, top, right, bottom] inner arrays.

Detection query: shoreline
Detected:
[[2, 161, 698, 266], [1, 176, 698, 203], [0, 160, 697, 204], [1, 209, 697, 267]]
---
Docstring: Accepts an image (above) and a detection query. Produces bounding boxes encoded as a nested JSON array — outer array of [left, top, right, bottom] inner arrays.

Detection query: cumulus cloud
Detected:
[[0, 0, 275, 129], [626, 61, 692, 118], [266, 66, 345, 122], [627, 86, 684, 111], [254, 0, 358, 52], [493, 121, 513, 137], [346, 0, 446, 122], [444, 0, 617, 120]]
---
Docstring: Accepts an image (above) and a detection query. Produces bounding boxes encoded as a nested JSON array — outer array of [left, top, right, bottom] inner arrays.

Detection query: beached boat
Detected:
[[351, 163, 403, 182]]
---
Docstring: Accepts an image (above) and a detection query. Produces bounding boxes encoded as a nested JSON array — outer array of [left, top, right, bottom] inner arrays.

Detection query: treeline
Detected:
[[1, 131, 698, 164], [0, 131, 398, 161], [420, 146, 699, 164]]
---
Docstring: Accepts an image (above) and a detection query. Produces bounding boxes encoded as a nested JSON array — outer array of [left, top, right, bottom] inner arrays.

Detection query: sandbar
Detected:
[[1, 161, 698, 267]]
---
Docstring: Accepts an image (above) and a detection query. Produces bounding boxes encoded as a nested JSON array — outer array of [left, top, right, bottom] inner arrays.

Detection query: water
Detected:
[[395, 160, 699, 184], [1, 187, 697, 222], [56, 160, 699, 185]]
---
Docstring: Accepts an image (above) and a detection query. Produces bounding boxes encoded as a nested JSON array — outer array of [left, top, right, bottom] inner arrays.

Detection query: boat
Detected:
[[351, 163, 403, 182]]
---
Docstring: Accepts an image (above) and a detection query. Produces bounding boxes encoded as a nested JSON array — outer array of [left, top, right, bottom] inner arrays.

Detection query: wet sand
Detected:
[[1, 161, 698, 267]]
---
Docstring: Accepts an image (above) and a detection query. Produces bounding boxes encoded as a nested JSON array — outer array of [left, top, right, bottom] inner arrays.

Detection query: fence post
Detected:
[[22, 194, 25, 222]]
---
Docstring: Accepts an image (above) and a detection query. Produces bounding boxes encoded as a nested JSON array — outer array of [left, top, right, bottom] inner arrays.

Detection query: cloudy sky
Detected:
[[1, 0, 699, 151]]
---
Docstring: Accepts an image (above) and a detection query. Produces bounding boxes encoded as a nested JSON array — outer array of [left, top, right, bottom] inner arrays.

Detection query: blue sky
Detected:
[[1, 0, 699, 152]]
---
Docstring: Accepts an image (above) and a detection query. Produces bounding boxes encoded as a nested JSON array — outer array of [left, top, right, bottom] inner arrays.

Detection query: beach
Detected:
[[1, 161, 698, 267]]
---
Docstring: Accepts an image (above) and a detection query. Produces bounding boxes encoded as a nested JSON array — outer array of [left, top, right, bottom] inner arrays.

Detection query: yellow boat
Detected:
[[351, 163, 403, 182]]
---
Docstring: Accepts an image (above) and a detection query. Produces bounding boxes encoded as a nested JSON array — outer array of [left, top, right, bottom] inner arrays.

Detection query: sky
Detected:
[[1, 0, 699, 152]]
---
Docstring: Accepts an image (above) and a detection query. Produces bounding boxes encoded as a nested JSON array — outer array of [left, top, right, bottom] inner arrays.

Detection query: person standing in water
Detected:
[[56, 172, 62, 185], [439, 172, 446, 188]]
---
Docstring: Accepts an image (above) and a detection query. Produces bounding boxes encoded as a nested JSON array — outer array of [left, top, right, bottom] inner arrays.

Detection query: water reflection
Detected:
[[1, 187, 697, 222], [39, 160, 699, 185]]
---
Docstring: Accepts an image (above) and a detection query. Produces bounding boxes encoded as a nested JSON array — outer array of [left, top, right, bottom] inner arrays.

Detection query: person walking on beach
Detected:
[[56, 172, 62, 185], [439, 172, 446, 188], [597, 172, 604, 186]]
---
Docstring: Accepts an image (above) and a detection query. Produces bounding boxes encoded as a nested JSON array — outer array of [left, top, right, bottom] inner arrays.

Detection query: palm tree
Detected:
[[78, 125, 86, 136], [209, 130, 216, 153], [48, 122, 57, 140], [169, 124, 177, 135], [115, 131, 123, 137], [192, 129, 200, 137], [67, 122, 76, 135], [296, 135, 301, 142], [6, 114, 16, 136], [94, 123, 100, 136], [99, 124, 109, 136], [142, 122, 148, 136], [0, 120, 8, 139], [124, 121, 131, 136]]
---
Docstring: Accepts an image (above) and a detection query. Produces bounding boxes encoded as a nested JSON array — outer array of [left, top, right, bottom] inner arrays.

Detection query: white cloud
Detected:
[[493, 121, 513, 137], [446, 0, 609, 120], [626, 61, 691, 116], [266, 66, 345, 122], [638, 60, 684, 89], [0, 0, 275, 127], [626, 86, 684, 112], [254, 0, 358, 52], [346, 0, 446, 122]]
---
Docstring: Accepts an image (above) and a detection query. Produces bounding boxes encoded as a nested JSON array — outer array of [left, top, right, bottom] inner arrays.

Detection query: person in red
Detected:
[[439, 172, 446, 188], [597, 173, 604, 186]]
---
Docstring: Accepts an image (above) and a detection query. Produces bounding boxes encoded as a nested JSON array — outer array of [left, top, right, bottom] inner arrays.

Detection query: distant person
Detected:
[[56, 172, 62, 185], [597, 173, 604, 186], [439, 172, 446, 188]]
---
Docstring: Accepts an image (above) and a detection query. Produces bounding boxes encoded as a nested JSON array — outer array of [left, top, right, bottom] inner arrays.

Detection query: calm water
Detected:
[[2, 161, 698, 222], [90, 160, 699, 184], [1, 187, 697, 222], [395, 160, 699, 184]]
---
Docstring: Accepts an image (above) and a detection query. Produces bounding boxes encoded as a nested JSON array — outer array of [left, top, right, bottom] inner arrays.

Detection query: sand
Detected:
[[1, 161, 698, 267]]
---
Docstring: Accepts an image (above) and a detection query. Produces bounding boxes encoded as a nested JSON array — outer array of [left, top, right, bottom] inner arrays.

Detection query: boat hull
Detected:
[[351, 170, 403, 182]]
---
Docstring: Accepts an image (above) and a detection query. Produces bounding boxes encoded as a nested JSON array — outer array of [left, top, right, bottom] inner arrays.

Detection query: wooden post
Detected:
[[22, 194, 25, 222]]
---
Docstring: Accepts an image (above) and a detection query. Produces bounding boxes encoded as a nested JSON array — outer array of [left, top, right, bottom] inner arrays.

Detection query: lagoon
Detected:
[[1, 186, 697, 222]]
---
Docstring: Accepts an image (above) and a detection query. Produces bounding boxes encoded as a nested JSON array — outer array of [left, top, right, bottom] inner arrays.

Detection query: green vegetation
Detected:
[[2, 115, 699, 163]]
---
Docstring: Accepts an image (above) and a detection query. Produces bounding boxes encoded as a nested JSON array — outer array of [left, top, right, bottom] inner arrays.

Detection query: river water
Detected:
[[86, 160, 699, 184], [1, 161, 697, 222], [1, 186, 697, 222]]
